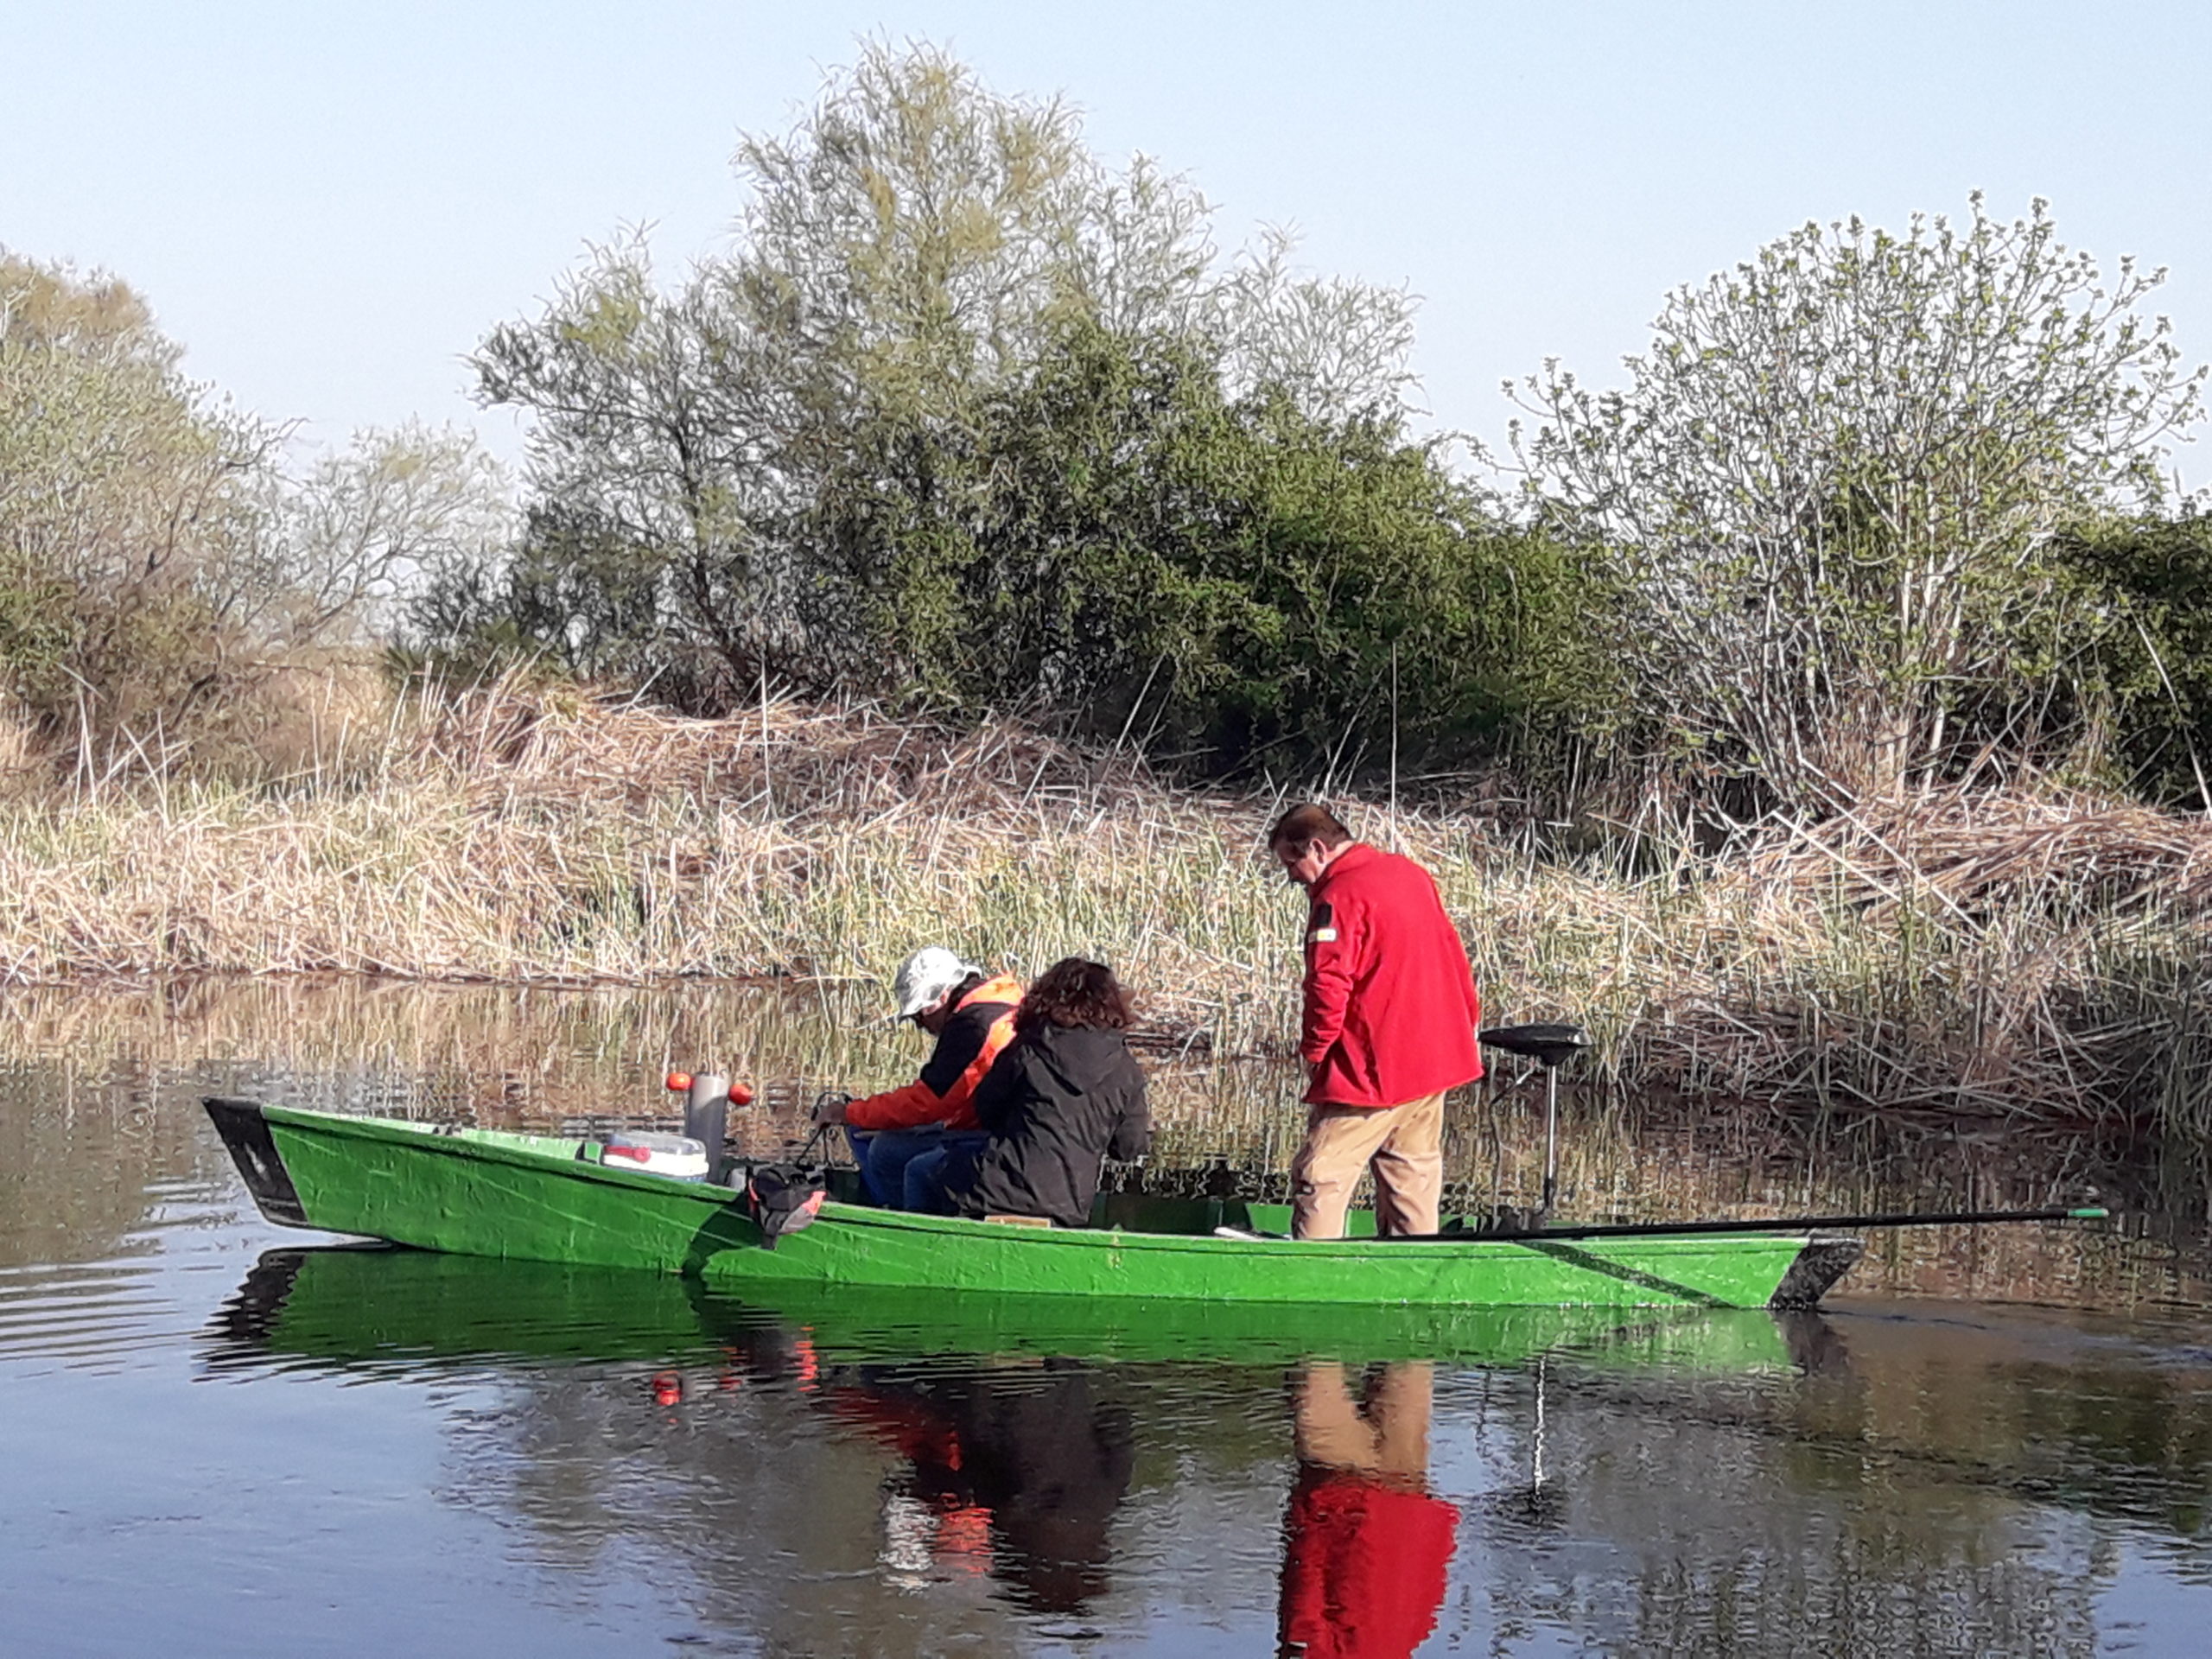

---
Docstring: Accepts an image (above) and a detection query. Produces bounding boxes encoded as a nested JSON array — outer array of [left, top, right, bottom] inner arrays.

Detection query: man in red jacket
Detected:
[[1269, 804, 1482, 1240]]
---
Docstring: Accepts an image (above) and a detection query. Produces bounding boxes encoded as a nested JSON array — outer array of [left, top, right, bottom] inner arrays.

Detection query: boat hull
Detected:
[[205, 1098, 1859, 1310], [207, 1244, 1815, 1373]]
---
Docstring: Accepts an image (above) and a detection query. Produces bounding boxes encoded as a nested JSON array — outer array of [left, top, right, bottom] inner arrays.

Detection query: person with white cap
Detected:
[[812, 947, 1023, 1208]]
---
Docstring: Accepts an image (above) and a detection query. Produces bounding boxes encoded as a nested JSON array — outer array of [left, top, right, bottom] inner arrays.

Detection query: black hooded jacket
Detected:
[[950, 1024, 1150, 1228]]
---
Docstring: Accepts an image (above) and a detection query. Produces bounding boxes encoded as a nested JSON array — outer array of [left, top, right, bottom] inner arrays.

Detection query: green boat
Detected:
[[205, 1096, 1861, 1309], [204, 1243, 1816, 1375]]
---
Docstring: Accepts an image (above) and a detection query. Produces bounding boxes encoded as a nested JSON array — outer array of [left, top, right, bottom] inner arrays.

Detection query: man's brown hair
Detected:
[[1267, 804, 1353, 853]]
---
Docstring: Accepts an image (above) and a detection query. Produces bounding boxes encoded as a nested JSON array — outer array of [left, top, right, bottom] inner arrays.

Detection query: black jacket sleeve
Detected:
[[969, 1039, 1029, 1137], [1106, 1058, 1150, 1162]]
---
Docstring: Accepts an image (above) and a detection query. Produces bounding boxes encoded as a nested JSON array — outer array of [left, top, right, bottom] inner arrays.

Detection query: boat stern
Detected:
[[1770, 1235, 1864, 1308]]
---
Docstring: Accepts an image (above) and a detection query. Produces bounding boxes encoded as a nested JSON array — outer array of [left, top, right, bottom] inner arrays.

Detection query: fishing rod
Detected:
[[1393, 1205, 2110, 1244], [1470, 1023, 2107, 1243]]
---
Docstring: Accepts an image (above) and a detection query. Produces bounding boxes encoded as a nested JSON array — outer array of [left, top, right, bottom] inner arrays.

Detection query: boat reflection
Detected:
[[204, 1243, 1805, 1375], [827, 1358, 1135, 1613], [199, 1246, 1831, 1649]]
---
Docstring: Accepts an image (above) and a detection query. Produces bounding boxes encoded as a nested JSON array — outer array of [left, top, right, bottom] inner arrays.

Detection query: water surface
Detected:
[[3, 979, 2210, 1656]]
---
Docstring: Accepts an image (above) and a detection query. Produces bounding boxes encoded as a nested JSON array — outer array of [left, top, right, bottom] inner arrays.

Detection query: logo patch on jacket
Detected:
[[1307, 902, 1337, 944]]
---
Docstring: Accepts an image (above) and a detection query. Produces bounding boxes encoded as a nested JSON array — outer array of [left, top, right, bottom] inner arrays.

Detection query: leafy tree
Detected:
[[792, 319, 1612, 773], [467, 235, 790, 701], [2, 252, 506, 763], [268, 422, 509, 650], [2051, 512, 2212, 809], [1512, 197, 2203, 812], [1, 251, 276, 743], [451, 40, 1427, 717]]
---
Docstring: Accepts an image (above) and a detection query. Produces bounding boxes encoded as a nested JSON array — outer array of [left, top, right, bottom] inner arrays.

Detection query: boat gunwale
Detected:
[[256, 1100, 737, 1206], [249, 1102, 1820, 1262]]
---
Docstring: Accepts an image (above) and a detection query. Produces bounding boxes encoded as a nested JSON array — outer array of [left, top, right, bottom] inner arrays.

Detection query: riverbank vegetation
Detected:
[[403, 42, 2212, 823], [8, 41, 2212, 1144], [0, 676, 2206, 1147], [0, 251, 507, 772]]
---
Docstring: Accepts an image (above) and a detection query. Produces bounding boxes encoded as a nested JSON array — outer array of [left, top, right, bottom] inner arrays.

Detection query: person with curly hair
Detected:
[[906, 957, 1151, 1227]]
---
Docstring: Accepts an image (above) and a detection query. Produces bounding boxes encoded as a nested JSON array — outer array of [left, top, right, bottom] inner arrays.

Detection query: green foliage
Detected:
[[458, 236, 791, 703], [445, 57, 2212, 811], [0, 251, 273, 746], [824, 321, 1612, 771], [429, 41, 1594, 777], [0, 550, 75, 707], [1515, 196, 2203, 812], [2, 252, 509, 767], [2052, 513, 2212, 808]]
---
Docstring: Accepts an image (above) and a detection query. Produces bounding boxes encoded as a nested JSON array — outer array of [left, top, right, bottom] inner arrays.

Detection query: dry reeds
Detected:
[[1744, 785, 2212, 918], [1, 678, 2209, 1135]]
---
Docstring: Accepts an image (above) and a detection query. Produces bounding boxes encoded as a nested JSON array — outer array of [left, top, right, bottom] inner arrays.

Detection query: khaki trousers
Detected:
[[1292, 1361, 1434, 1478], [1289, 1090, 1446, 1240]]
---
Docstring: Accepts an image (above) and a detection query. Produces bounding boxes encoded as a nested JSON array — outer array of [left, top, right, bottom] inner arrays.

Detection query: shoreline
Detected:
[[2, 684, 2207, 1136]]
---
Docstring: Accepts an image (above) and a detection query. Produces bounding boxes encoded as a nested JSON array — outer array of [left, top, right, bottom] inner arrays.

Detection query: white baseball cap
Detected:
[[892, 946, 983, 1020]]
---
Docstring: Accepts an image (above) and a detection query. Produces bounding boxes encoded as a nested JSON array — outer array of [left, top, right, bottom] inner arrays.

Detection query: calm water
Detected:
[[4, 979, 2212, 1656]]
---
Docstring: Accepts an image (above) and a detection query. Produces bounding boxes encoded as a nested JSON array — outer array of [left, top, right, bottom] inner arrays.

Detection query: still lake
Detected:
[[3, 977, 2212, 1656]]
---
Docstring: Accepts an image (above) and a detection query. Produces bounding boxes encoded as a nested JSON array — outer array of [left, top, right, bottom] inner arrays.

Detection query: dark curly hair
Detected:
[[1014, 957, 1133, 1034]]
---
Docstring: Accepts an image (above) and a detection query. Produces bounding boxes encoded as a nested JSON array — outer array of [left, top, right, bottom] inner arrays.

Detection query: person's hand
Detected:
[[811, 1090, 850, 1126]]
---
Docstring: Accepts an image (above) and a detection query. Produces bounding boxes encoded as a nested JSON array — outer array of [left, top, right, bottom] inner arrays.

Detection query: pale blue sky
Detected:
[[7, 1, 2211, 468]]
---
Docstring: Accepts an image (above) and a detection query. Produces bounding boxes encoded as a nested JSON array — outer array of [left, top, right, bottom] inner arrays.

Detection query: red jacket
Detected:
[[846, 974, 1022, 1133], [1277, 1467, 1459, 1659], [1299, 843, 1482, 1108]]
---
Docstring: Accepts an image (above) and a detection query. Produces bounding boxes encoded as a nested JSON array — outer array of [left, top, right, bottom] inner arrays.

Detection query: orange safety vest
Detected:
[[845, 974, 1023, 1133]]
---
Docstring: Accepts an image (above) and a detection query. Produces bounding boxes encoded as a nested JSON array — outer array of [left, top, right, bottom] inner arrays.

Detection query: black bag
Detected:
[[741, 1162, 827, 1249]]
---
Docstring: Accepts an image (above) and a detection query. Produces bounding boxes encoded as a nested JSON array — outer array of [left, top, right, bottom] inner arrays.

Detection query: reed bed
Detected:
[[2, 681, 2210, 1136]]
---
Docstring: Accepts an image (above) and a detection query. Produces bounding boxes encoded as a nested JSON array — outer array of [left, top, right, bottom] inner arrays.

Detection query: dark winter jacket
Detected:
[[949, 1023, 1150, 1227]]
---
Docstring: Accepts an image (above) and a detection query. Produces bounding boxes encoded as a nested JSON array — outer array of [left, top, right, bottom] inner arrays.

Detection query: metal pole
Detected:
[[1530, 1353, 1548, 1497], [1385, 1203, 2108, 1244], [1541, 1064, 1560, 1215], [683, 1072, 729, 1182]]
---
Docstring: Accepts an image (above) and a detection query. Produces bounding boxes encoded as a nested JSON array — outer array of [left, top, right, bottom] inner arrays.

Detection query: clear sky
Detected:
[[8, 0, 2212, 469]]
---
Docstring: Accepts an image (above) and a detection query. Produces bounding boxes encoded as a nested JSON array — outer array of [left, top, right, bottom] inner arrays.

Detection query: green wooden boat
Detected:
[[205, 1243, 1815, 1373], [204, 1097, 1860, 1308]]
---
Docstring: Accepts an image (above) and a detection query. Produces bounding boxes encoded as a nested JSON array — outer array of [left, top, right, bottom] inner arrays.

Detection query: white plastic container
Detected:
[[585, 1131, 709, 1180]]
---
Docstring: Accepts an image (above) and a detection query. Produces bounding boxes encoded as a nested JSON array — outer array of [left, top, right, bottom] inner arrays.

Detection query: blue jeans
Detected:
[[846, 1127, 988, 1211], [903, 1142, 976, 1216]]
